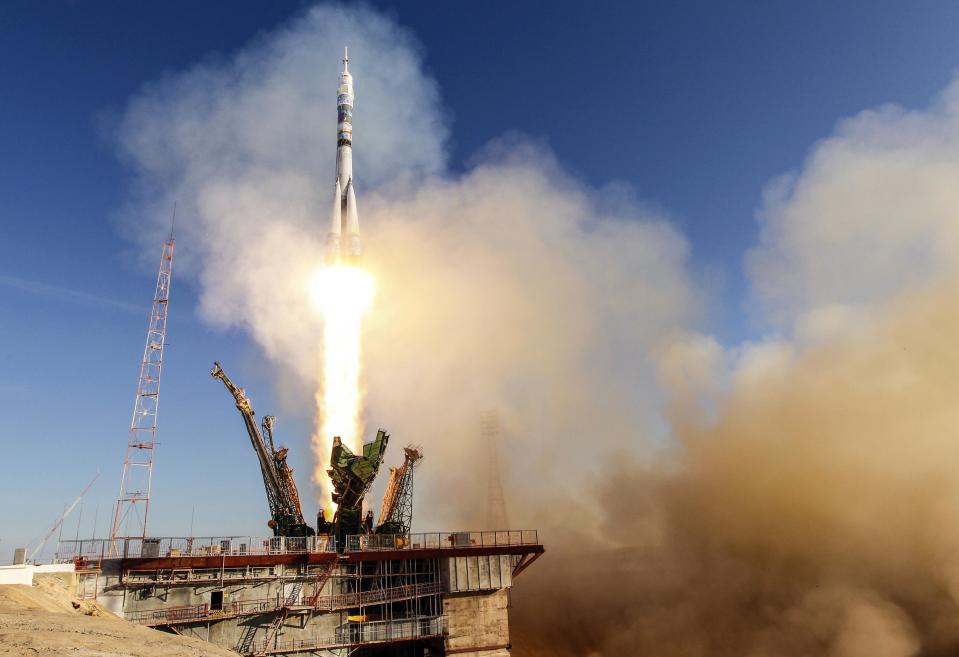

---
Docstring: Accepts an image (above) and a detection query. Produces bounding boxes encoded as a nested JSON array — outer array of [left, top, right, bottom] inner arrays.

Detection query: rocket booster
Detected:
[[327, 47, 361, 262]]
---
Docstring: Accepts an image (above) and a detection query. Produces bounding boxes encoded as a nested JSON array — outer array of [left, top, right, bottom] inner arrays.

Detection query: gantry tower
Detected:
[[110, 228, 174, 550], [482, 410, 509, 529], [376, 445, 424, 535], [210, 361, 314, 537]]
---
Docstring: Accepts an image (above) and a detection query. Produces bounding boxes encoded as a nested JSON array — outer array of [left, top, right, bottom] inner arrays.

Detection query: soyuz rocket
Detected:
[[326, 47, 361, 263]]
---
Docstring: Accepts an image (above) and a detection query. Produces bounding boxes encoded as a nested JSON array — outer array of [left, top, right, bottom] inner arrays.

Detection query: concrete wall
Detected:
[[36, 563, 77, 574], [93, 560, 344, 652], [180, 595, 344, 649], [443, 588, 511, 657], [0, 564, 33, 586], [95, 560, 126, 616], [442, 555, 512, 593], [88, 556, 514, 655], [0, 562, 74, 586]]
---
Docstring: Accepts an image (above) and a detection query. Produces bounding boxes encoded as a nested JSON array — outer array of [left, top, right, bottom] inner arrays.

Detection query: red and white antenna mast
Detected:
[[110, 216, 175, 551]]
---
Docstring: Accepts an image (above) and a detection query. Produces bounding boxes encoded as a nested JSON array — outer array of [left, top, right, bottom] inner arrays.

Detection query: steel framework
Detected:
[[376, 445, 423, 535], [481, 411, 509, 529], [110, 232, 174, 549], [210, 363, 312, 537]]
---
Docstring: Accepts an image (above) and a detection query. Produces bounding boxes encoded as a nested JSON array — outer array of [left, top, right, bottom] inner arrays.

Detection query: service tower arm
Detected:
[[376, 445, 423, 536], [263, 415, 307, 527], [210, 362, 313, 536]]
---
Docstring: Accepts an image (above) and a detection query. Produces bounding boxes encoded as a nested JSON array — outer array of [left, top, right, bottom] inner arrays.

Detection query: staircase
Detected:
[[305, 560, 338, 606], [241, 561, 338, 655], [283, 582, 302, 607], [254, 582, 303, 654]]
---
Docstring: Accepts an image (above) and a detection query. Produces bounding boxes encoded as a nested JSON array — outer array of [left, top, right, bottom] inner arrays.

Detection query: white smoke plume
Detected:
[[115, 3, 959, 655], [115, 4, 697, 527], [746, 78, 959, 334], [117, 5, 446, 386]]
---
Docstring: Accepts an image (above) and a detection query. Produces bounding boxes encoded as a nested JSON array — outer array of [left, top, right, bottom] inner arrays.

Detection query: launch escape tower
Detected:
[[110, 229, 174, 550]]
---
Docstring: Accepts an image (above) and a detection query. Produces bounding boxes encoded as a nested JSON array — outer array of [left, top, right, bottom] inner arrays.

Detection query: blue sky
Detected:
[[2, 0, 959, 559]]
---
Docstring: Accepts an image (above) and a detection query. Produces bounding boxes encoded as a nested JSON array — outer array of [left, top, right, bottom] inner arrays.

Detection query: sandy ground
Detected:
[[0, 573, 237, 657]]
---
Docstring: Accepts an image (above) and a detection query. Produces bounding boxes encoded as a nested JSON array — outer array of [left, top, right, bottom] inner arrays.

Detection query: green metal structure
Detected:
[[327, 430, 389, 543]]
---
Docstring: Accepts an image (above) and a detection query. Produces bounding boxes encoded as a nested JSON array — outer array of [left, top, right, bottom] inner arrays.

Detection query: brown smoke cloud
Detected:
[[512, 282, 959, 657], [115, 4, 959, 655]]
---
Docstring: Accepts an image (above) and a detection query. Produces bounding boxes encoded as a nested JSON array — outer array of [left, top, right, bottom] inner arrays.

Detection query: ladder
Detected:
[[256, 582, 303, 654], [284, 582, 302, 606], [305, 560, 338, 607], [241, 561, 337, 655]]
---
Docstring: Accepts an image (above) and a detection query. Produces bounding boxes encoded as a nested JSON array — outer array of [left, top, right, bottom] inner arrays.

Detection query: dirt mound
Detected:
[[0, 573, 237, 657], [0, 572, 111, 618]]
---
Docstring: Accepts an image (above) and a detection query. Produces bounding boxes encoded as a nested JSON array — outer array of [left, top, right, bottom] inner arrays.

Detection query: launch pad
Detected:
[[57, 530, 542, 656], [48, 48, 545, 657], [62, 370, 544, 657], [69, 327, 544, 657]]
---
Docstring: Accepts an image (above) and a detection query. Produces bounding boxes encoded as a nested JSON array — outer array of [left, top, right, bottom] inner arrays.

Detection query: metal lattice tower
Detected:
[[482, 410, 509, 529], [110, 231, 174, 549], [376, 445, 424, 534]]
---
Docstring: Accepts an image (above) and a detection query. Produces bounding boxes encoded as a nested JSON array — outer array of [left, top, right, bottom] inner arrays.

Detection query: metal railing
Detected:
[[125, 581, 444, 626], [56, 530, 539, 561], [55, 536, 336, 561], [346, 530, 539, 551], [249, 615, 447, 655], [126, 597, 276, 624], [315, 581, 442, 611], [127, 603, 217, 625]]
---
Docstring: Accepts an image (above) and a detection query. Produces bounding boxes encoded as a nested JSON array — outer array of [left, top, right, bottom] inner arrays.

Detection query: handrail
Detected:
[[56, 530, 540, 560], [126, 581, 444, 625], [248, 615, 446, 655]]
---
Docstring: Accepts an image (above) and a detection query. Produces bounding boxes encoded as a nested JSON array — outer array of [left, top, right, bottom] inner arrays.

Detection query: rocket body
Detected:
[[327, 48, 361, 262]]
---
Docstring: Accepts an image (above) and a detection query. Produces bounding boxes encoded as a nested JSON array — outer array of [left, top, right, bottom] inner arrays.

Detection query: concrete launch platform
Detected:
[[57, 530, 543, 657]]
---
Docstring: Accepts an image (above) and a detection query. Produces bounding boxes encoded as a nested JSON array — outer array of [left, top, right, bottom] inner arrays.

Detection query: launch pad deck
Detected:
[[57, 531, 543, 656]]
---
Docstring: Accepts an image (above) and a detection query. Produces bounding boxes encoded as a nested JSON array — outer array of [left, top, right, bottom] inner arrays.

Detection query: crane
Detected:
[[210, 362, 314, 537], [375, 445, 423, 536], [31, 472, 99, 563]]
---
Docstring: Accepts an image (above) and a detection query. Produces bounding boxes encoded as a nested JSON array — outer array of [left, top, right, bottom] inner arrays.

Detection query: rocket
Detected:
[[326, 47, 361, 263]]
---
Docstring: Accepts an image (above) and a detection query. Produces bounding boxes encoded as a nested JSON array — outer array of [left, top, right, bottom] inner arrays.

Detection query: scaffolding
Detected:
[[244, 556, 445, 656], [249, 615, 446, 655], [126, 581, 444, 626], [57, 529, 543, 657], [376, 445, 423, 535]]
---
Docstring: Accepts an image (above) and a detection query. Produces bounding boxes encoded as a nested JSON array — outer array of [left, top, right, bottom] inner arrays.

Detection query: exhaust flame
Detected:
[[310, 264, 375, 515]]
